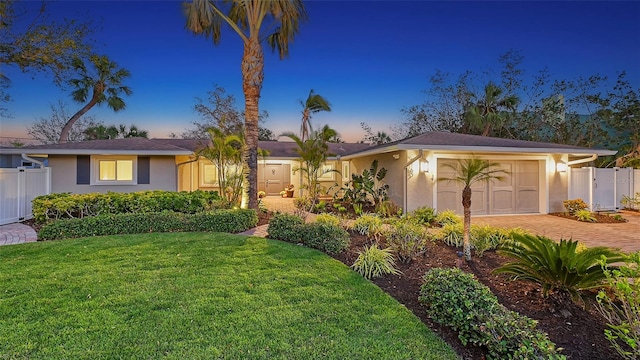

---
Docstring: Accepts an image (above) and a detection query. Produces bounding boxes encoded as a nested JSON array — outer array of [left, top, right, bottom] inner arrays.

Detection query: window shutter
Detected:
[[138, 157, 150, 184], [76, 155, 90, 184]]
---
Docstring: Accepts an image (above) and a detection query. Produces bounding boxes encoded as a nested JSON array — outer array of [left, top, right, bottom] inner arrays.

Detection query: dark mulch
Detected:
[[550, 212, 628, 224]]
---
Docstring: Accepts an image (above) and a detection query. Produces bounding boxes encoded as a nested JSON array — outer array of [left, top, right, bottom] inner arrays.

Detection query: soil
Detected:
[[550, 212, 628, 224]]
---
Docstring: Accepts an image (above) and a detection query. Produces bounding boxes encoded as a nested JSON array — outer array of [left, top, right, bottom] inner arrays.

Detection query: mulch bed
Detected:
[[550, 212, 628, 223]]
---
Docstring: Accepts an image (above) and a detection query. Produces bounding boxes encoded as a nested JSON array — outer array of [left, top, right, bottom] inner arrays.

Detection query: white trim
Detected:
[[91, 155, 137, 185]]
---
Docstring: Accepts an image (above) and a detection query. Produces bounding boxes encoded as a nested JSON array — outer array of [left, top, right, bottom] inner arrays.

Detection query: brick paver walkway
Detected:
[[0, 223, 37, 246]]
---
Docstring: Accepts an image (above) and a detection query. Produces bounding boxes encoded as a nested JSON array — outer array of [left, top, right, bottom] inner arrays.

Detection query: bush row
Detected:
[[266, 213, 350, 254], [32, 190, 224, 224], [420, 268, 565, 360], [38, 209, 257, 240]]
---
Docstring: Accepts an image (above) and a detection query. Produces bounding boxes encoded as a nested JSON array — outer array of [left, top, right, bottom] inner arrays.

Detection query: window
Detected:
[[91, 156, 137, 185], [199, 162, 218, 187]]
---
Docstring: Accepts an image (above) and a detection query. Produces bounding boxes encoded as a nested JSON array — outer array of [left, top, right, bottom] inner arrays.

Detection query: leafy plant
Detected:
[[563, 198, 588, 215], [350, 214, 384, 240], [338, 159, 389, 208], [352, 244, 401, 279], [385, 220, 431, 263], [409, 206, 437, 226], [267, 213, 305, 243], [352, 203, 363, 216], [575, 209, 597, 222], [376, 200, 402, 218], [471, 225, 511, 257], [299, 222, 350, 254], [438, 223, 464, 247], [434, 209, 462, 226], [314, 213, 342, 227], [596, 251, 640, 360], [621, 192, 640, 210], [420, 268, 565, 359], [495, 234, 626, 301]]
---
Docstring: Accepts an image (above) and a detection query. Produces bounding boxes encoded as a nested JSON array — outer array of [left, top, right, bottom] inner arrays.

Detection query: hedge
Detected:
[[267, 213, 350, 254], [38, 209, 258, 241]]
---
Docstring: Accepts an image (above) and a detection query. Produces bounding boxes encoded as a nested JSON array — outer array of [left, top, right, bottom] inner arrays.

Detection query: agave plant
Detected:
[[494, 234, 627, 301]]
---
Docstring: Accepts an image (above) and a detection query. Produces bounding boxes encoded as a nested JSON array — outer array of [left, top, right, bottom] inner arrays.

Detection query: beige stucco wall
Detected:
[[49, 155, 177, 194], [547, 154, 569, 213], [349, 151, 408, 211]]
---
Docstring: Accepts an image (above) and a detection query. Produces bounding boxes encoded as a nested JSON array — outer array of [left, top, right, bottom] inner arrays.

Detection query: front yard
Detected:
[[0, 232, 457, 359]]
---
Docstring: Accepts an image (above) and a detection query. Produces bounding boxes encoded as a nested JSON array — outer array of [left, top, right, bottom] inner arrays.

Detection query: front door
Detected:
[[259, 164, 290, 196]]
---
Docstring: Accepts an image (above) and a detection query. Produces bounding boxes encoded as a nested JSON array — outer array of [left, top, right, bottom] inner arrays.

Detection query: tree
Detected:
[[58, 54, 132, 143], [299, 89, 331, 142], [438, 158, 508, 261], [83, 123, 149, 140], [198, 127, 245, 207], [184, 0, 307, 210], [184, 85, 244, 139], [463, 82, 519, 136], [258, 127, 275, 141], [26, 100, 101, 144], [360, 122, 392, 145]]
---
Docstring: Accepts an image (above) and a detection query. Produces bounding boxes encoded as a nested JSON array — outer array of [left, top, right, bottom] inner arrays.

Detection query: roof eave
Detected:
[[3, 149, 193, 156]]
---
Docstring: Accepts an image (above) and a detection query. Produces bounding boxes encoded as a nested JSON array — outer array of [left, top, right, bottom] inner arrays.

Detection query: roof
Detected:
[[0, 132, 615, 158]]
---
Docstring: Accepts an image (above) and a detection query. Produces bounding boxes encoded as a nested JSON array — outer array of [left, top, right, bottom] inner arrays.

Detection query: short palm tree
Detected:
[[438, 158, 508, 260], [300, 89, 331, 142], [464, 82, 518, 136], [199, 127, 245, 206], [58, 55, 132, 143], [183, 0, 307, 210]]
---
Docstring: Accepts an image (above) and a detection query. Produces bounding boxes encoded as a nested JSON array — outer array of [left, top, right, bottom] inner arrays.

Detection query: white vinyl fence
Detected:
[[569, 167, 639, 211], [0, 167, 51, 225]]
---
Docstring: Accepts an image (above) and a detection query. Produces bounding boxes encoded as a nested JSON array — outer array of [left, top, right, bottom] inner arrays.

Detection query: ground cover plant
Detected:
[[0, 232, 457, 360]]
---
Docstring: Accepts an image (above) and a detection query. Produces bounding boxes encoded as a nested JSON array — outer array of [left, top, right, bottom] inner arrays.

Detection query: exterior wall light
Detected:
[[556, 161, 567, 173], [420, 159, 429, 173]]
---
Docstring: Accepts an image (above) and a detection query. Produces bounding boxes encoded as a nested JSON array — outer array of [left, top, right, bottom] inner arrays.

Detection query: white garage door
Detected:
[[436, 159, 539, 215]]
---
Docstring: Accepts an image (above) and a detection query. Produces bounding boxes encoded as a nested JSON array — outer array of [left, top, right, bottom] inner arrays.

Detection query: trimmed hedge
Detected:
[[267, 214, 350, 254], [32, 190, 224, 224], [420, 268, 565, 360], [266, 213, 305, 243], [38, 209, 258, 240]]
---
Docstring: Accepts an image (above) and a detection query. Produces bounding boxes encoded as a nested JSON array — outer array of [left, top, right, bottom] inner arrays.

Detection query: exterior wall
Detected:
[[49, 155, 177, 194], [547, 154, 568, 213], [349, 151, 407, 210]]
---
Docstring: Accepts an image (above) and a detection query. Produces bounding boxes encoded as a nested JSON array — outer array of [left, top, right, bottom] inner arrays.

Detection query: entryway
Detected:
[[258, 164, 291, 196]]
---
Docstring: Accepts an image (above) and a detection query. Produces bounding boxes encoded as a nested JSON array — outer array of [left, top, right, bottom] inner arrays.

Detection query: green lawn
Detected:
[[0, 233, 458, 359]]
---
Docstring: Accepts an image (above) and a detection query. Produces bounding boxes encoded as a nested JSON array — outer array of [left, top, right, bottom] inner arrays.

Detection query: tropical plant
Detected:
[[596, 251, 640, 360], [198, 127, 245, 206], [575, 209, 597, 223], [563, 198, 589, 215], [434, 209, 462, 226], [349, 214, 384, 241], [438, 158, 508, 260], [59, 54, 132, 143], [299, 89, 331, 142], [464, 82, 519, 136], [495, 234, 627, 302], [314, 213, 342, 227], [184, 0, 307, 210], [621, 192, 640, 210], [352, 244, 401, 279], [409, 206, 437, 226], [385, 219, 431, 263], [83, 123, 148, 140], [339, 159, 389, 209]]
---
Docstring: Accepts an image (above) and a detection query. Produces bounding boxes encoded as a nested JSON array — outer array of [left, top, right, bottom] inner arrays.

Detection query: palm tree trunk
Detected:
[[462, 185, 472, 261], [241, 36, 264, 210], [58, 98, 98, 143]]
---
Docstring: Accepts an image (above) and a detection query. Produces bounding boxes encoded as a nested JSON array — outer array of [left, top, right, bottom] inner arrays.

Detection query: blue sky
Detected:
[[1, 0, 639, 143]]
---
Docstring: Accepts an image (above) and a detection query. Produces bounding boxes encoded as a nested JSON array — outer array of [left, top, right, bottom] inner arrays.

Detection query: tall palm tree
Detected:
[[300, 89, 331, 142], [184, 0, 307, 210], [464, 82, 518, 136], [58, 55, 132, 143], [438, 158, 508, 261]]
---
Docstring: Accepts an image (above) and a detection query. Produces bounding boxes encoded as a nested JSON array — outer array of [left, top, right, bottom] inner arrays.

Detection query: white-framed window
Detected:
[[199, 162, 218, 187], [92, 156, 137, 185], [341, 161, 350, 182], [318, 163, 335, 181]]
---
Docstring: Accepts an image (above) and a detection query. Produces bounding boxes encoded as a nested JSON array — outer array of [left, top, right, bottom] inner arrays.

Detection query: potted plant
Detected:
[[258, 190, 266, 198], [280, 184, 294, 198]]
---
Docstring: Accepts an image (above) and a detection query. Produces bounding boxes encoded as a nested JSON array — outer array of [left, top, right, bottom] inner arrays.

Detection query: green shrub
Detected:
[[314, 213, 342, 227], [596, 251, 640, 360], [495, 234, 626, 301], [267, 213, 305, 243], [409, 206, 436, 225], [376, 200, 402, 218], [420, 268, 565, 360], [471, 225, 510, 257], [384, 219, 431, 263], [299, 222, 350, 254], [351, 244, 401, 279], [32, 190, 223, 224], [438, 223, 464, 247], [435, 209, 462, 226], [575, 209, 597, 222], [562, 198, 588, 215], [350, 214, 384, 240], [38, 209, 257, 240]]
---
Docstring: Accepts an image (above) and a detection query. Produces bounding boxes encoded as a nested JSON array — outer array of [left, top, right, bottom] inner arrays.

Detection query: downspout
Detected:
[[403, 150, 423, 212], [567, 154, 597, 167], [21, 154, 45, 168], [176, 156, 198, 192]]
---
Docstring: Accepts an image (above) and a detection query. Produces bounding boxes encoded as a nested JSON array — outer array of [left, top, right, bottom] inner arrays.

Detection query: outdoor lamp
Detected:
[[556, 161, 567, 173]]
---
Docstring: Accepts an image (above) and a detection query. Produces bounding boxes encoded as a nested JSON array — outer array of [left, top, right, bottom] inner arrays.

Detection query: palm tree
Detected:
[[58, 55, 132, 143], [199, 127, 245, 206], [300, 89, 331, 142], [438, 158, 508, 261], [184, 0, 307, 210], [464, 82, 518, 136]]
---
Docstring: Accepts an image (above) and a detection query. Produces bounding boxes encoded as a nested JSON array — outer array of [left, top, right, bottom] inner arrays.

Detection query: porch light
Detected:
[[420, 159, 429, 173], [556, 161, 567, 173]]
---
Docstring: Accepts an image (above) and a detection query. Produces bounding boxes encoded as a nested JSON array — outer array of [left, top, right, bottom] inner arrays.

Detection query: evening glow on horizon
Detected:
[[1, 1, 639, 144]]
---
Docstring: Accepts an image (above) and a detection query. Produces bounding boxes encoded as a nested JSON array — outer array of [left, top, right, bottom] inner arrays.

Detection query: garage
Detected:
[[436, 159, 540, 215]]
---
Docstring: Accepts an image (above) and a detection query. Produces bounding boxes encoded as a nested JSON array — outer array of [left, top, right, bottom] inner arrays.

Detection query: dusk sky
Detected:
[[1, 1, 639, 144]]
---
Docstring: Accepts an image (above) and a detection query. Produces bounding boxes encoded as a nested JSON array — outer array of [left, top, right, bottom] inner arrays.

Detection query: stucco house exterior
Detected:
[[0, 132, 616, 215]]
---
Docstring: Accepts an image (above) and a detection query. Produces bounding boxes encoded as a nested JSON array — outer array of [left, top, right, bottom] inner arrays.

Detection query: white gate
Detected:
[[0, 167, 51, 225], [569, 167, 633, 211]]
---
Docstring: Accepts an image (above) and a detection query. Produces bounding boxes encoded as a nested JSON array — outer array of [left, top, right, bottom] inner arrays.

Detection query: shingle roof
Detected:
[[257, 141, 371, 158]]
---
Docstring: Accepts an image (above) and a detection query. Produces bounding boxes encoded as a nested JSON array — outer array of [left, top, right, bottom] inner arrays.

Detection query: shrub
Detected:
[[495, 234, 626, 301], [350, 214, 384, 240], [266, 213, 305, 243], [376, 200, 402, 218], [351, 244, 401, 279], [438, 223, 464, 247], [384, 219, 431, 263], [38, 209, 257, 240], [435, 209, 462, 226], [471, 225, 510, 257], [596, 251, 640, 360], [575, 209, 597, 222], [314, 213, 342, 227], [420, 268, 565, 359], [299, 222, 350, 254], [562, 198, 588, 215], [621, 192, 640, 210], [409, 206, 436, 226]]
